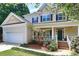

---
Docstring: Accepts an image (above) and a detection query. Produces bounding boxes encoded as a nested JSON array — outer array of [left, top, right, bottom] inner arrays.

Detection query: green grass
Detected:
[[0, 47, 51, 56], [70, 50, 79, 56], [71, 51, 79, 56]]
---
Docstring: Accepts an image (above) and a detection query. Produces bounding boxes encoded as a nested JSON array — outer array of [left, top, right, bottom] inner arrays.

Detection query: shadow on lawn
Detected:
[[12, 47, 51, 56]]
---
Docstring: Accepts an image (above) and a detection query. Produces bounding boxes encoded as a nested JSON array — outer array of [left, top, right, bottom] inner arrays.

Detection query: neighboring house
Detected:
[[1, 3, 79, 49]]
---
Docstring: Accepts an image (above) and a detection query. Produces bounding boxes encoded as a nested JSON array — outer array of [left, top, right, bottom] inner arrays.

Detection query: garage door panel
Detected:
[[6, 32, 24, 44]]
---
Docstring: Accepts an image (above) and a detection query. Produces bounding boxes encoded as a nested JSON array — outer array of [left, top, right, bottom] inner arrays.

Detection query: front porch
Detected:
[[31, 25, 79, 50]]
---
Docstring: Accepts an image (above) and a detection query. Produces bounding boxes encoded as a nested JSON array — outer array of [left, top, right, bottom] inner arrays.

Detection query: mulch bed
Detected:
[[27, 43, 48, 51]]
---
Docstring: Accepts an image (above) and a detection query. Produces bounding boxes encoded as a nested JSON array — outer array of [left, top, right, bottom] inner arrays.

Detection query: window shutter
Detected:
[[56, 14, 58, 21], [32, 18, 34, 23], [37, 17, 38, 23], [40, 16, 42, 22], [67, 16, 69, 21], [51, 14, 52, 21]]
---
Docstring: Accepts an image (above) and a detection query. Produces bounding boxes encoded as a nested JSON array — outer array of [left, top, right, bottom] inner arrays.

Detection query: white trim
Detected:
[[1, 12, 25, 26], [52, 27, 54, 39], [33, 20, 79, 29], [2, 23, 26, 27]]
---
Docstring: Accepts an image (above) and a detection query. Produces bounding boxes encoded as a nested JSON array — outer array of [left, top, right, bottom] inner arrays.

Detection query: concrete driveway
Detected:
[[0, 42, 20, 51]]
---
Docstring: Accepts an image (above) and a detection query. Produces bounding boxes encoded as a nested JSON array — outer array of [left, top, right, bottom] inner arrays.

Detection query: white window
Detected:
[[32, 17, 38, 23], [41, 14, 52, 22], [56, 13, 65, 21]]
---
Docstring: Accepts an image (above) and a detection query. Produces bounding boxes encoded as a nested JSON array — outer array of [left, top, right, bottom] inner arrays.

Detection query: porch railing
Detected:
[[33, 36, 52, 42], [66, 35, 72, 50]]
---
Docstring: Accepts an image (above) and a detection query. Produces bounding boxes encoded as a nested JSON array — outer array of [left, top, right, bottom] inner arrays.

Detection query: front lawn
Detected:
[[0, 47, 50, 56], [71, 51, 79, 56]]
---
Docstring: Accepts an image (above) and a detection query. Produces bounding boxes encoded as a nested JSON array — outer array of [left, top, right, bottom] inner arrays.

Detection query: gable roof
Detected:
[[1, 12, 28, 26], [23, 3, 57, 18], [29, 3, 47, 13], [29, 3, 57, 14], [23, 3, 57, 17], [36, 3, 47, 12]]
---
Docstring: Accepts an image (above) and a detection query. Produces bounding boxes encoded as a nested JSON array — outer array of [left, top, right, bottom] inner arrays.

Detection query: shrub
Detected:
[[48, 39, 58, 51], [71, 36, 79, 53], [31, 39, 37, 44], [43, 38, 52, 47], [71, 38, 76, 49], [20, 43, 28, 47], [43, 39, 49, 46]]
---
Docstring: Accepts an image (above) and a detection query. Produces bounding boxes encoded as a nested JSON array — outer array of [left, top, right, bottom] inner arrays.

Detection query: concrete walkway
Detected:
[[0, 42, 20, 51], [0, 42, 72, 56], [18, 47, 72, 56]]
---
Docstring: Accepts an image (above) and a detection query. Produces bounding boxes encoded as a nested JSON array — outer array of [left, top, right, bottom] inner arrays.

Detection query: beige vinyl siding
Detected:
[[64, 26, 77, 37], [6, 15, 21, 24]]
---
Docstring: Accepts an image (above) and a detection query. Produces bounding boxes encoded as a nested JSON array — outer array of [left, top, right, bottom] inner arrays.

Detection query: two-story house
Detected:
[[1, 3, 79, 49]]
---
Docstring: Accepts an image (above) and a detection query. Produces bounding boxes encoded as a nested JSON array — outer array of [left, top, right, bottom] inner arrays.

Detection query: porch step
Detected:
[[58, 41, 69, 50]]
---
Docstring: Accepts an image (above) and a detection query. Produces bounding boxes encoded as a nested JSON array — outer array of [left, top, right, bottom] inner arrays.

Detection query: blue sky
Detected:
[[27, 3, 43, 13]]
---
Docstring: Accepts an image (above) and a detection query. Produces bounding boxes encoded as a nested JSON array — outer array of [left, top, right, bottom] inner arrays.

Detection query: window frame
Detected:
[[41, 14, 52, 22], [32, 17, 38, 24], [56, 13, 66, 21]]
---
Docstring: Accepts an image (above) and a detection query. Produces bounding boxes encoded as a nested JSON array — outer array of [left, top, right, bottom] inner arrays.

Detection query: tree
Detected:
[[0, 3, 29, 24], [34, 3, 40, 8], [58, 3, 79, 20]]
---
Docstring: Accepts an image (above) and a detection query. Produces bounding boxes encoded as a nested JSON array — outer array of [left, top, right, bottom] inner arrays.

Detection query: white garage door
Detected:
[[6, 32, 24, 44]]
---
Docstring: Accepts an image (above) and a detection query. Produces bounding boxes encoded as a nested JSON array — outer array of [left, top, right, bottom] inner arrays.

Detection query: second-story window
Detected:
[[32, 17, 38, 24], [41, 14, 52, 22], [56, 13, 65, 21]]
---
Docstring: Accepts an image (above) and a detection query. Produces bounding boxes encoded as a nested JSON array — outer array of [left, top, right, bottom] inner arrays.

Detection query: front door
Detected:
[[57, 29, 63, 41]]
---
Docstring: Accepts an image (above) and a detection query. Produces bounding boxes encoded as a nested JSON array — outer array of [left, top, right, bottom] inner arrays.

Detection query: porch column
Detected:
[[53, 13, 56, 21], [52, 27, 54, 40], [78, 26, 79, 36]]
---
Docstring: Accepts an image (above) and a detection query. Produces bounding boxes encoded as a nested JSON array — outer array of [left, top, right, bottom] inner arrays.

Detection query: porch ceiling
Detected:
[[33, 21, 79, 28]]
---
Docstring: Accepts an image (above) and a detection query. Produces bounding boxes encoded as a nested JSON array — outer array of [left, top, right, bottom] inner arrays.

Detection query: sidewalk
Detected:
[[0, 42, 72, 56], [18, 46, 72, 56]]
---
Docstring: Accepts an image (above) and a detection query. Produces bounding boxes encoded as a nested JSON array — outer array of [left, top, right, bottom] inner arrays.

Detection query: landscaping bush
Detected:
[[48, 39, 58, 51], [71, 36, 79, 53], [43, 39, 50, 47], [31, 39, 37, 44], [20, 44, 28, 47]]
